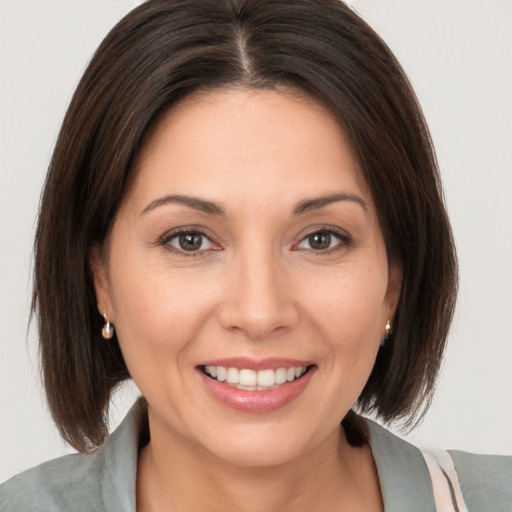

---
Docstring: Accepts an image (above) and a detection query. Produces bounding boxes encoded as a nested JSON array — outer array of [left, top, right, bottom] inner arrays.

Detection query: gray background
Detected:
[[1, 0, 511, 483]]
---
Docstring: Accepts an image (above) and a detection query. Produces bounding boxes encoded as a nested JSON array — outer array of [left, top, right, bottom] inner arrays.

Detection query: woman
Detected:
[[1, 0, 510, 510]]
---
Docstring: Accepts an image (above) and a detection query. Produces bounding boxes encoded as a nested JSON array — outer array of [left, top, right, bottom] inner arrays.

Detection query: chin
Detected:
[[197, 422, 324, 469], [210, 441, 305, 468]]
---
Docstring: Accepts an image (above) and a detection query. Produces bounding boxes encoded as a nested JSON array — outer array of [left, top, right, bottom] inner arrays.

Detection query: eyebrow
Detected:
[[140, 191, 368, 217], [140, 194, 226, 216], [292, 192, 368, 215]]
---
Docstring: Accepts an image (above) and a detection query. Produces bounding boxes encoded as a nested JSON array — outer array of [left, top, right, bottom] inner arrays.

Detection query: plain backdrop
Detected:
[[1, 0, 511, 483]]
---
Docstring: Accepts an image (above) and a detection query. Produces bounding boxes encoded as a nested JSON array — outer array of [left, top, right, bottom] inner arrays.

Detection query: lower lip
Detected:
[[198, 368, 315, 413]]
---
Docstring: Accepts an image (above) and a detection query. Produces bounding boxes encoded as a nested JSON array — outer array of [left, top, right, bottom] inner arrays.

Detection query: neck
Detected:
[[136, 411, 382, 512]]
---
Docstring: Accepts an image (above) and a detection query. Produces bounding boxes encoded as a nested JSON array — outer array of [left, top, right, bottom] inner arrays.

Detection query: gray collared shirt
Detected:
[[1, 399, 511, 511]]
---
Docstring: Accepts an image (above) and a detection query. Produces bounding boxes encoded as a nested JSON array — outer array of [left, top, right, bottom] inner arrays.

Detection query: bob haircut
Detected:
[[33, 0, 457, 452]]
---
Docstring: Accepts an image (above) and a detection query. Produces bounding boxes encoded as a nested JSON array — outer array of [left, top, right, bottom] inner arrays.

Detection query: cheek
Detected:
[[107, 254, 218, 365], [301, 264, 389, 342], [306, 269, 388, 403], [299, 263, 388, 395]]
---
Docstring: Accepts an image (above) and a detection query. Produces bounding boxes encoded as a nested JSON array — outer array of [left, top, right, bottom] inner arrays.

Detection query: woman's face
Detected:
[[93, 88, 400, 467]]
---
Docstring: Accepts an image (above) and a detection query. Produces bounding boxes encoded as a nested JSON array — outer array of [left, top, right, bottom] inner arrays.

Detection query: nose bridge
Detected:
[[218, 241, 298, 339]]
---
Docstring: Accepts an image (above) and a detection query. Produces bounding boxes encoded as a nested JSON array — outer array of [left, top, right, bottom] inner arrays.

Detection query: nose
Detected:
[[218, 248, 299, 340]]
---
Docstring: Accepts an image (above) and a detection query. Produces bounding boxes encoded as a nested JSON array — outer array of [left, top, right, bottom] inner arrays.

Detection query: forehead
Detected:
[[122, 87, 373, 215]]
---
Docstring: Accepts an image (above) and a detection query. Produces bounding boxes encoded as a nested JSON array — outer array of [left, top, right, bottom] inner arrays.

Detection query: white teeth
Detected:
[[236, 384, 254, 390], [275, 367, 287, 385], [216, 366, 227, 382], [203, 365, 308, 389], [226, 368, 239, 384], [239, 369, 257, 386], [205, 365, 217, 378], [257, 369, 276, 387]]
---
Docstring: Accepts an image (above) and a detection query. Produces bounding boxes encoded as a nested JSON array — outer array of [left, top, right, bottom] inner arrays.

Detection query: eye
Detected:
[[162, 230, 218, 254], [296, 229, 349, 252]]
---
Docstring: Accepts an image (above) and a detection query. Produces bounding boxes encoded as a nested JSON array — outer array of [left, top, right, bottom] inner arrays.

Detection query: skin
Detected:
[[92, 87, 400, 511]]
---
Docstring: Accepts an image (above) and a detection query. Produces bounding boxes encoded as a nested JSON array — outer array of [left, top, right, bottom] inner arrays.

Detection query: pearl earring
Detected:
[[102, 313, 114, 339], [380, 319, 392, 347], [385, 319, 392, 338]]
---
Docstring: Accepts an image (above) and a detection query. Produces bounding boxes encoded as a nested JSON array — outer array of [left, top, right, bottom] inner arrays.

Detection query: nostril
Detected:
[[218, 306, 300, 340]]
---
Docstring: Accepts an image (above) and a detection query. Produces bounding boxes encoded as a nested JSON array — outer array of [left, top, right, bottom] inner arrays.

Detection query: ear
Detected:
[[385, 262, 402, 321], [89, 245, 114, 321]]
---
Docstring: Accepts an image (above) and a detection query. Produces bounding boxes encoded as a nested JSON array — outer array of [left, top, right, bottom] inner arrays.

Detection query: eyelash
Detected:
[[158, 226, 351, 257]]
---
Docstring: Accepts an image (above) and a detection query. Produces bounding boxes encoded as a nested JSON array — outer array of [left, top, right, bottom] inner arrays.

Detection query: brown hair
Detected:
[[33, 0, 457, 452]]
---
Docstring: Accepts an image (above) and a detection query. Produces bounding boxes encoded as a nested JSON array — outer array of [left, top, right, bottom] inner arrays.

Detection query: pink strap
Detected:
[[422, 449, 469, 512]]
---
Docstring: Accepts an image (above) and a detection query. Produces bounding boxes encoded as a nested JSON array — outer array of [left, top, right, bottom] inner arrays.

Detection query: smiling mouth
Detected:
[[200, 365, 314, 391]]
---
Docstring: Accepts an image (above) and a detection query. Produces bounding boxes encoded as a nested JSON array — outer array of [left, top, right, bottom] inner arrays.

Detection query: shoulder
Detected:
[[0, 452, 104, 512], [364, 417, 512, 512], [449, 450, 512, 512], [0, 398, 145, 512]]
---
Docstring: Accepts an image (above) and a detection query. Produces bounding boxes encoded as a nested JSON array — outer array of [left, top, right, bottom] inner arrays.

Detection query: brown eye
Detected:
[[164, 230, 217, 253], [178, 232, 203, 251], [307, 232, 332, 250], [296, 229, 349, 252]]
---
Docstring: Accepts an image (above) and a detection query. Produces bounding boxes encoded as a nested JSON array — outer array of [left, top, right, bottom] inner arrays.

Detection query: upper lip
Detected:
[[196, 357, 315, 371]]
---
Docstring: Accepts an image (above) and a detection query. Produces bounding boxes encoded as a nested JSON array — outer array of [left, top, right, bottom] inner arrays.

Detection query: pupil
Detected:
[[179, 233, 202, 251], [309, 232, 331, 250]]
